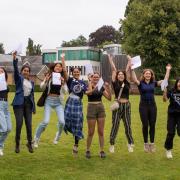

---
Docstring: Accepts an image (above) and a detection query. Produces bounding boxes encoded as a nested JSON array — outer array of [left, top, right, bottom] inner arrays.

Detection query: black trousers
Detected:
[[13, 98, 33, 145], [139, 101, 157, 143], [164, 112, 180, 150]]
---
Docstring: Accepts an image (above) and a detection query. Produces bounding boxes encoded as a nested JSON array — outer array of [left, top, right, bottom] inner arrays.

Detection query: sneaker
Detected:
[[144, 143, 149, 153], [72, 145, 78, 156], [128, 144, 134, 153], [99, 151, 106, 158], [33, 138, 39, 148], [15, 144, 20, 153], [85, 151, 91, 159], [166, 150, 173, 159], [26, 143, 34, 153], [149, 143, 156, 153], [0, 148, 4, 156], [53, 132, 59, 145], [109, 145, 115, 153]]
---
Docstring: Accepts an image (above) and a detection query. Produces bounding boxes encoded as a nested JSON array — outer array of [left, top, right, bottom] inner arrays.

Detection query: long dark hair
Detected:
[[116, 70, 127, 83], [21, 65, 31, 73], [174, 77, 180, 91], [0, 67, 8, 81], [48, 63, 64, 77]]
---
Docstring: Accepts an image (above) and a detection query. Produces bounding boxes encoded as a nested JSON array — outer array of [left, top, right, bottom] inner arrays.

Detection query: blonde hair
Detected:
[[140, 69, 155, 82]]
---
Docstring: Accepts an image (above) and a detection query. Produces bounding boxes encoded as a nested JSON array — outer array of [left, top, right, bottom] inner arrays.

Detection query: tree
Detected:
[[121, 0, 180, 79], [26, 38, 42, 56], [61, 35, 87, 47], [0, 43, 5, 54], [88, 25, 120, 47]]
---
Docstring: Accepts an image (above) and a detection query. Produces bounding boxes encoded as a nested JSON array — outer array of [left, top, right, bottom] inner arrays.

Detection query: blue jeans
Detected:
[[0, 101, 12, 149], [35, 96, 65, 140]]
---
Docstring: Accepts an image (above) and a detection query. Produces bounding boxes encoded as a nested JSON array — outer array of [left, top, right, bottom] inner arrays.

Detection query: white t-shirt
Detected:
[[23, 79, 32, 97]]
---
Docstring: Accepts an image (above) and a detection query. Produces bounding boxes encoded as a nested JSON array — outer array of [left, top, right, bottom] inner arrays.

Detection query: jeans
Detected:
[[0, 101, 12, 149], [35, 96, 65, 140]]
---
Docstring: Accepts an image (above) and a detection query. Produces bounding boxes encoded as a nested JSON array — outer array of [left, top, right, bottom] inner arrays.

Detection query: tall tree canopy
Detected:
[[26, 38, 42, 56], [61, 35, 87, 47], [121, 0, 180, 79], [0, 43, 5, 54], [88, 25, 120, 48]]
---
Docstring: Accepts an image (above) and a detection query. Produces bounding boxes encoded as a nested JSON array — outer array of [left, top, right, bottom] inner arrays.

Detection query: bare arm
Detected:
[[126, 55, 132, 82], [40, 73, 51, 90], [157, 64, 172, 86], [130, 69, 140, 86], [107, 54, 116, 82], [103, 82, 112, 101], [163, 88, 168, 102], [61, 53, 68, 81], [85, 82, 94, 95]]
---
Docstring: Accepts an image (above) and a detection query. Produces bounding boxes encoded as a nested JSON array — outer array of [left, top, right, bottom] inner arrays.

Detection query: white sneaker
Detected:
[[109, 145, 115, 153], [128, 144, 134, 153], [33, 138, 39, 148], [166, 150, 173, 159], [53, 132, 59, 145], [144, 143, 149, 153], [0, 148, 4, 156]]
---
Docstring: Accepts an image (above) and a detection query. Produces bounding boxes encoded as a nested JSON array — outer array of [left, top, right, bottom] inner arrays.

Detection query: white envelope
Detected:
[[85, 64, 94, 75], [0, 73, 7, 91], [52, 72, 61, 85], [131, 56, 141, 69], [161, 79, 168, 91], [96, 78, 104, 91]]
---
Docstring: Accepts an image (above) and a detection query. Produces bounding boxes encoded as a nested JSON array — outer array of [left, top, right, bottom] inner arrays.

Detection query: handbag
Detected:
[[110, 83, 125, 111], [37, 87, 48, 107]]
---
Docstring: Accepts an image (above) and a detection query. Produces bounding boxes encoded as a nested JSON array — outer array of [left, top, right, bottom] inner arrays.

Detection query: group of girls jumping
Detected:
[[0, 51, 179, 159]]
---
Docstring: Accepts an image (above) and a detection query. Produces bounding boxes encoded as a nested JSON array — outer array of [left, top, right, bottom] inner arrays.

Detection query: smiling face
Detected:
[[176, 80, 180, 91], [21, 66, 30, 79], [54, 63, 63, 73], [72, 68, 80, 79], [143, 70, 152, 81], [92, 73, 100, 85], [117, 71, 125, 82]]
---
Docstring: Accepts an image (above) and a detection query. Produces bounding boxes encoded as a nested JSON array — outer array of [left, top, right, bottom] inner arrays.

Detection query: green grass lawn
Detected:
[[0, 93, 179, 180]]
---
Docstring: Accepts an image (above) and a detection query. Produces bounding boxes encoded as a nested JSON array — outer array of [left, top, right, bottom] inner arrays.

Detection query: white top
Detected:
[[23, 79, 32, 97]]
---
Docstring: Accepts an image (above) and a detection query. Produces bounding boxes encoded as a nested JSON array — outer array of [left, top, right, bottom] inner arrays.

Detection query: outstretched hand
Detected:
[[166, 64, 172, 71], [12, 51, 17, 60]]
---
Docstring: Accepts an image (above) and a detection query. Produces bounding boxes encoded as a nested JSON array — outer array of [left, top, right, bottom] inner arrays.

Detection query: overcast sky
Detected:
[[0, 0, 129, 54]]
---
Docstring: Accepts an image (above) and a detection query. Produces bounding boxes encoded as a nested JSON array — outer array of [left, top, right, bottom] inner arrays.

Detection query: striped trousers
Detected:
[[110, 102, 134, 145]]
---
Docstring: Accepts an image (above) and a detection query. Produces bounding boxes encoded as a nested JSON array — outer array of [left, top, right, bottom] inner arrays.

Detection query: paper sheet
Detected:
[[96, 78, 104, 91], [85, 64, 94, 75], [131, 56, 141, 69], [0, 73, 7, 91], [161, 79, 168, 91], [14, 43, 23, 55], [52, 72, 61, 85]]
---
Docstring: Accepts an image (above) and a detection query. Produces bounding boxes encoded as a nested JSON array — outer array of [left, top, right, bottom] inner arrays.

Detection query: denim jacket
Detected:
[[12, 59, 36, 113]]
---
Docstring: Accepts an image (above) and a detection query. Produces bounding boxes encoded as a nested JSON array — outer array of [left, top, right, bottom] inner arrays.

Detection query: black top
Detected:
[[112, 80, 130, 100], [67, 77, 87, 99], [88, 86, 105, 102], [0, 87, 9, 99], [49, 82, 61, 95], [138, 81, 157, 102], [167, 89, 180, 113]]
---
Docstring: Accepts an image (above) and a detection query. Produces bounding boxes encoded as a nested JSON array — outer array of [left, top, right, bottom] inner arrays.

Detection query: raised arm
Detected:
[[40, 73, 51, 90], [85, 81, 94, 95], [157, 64, 172, 86], [126, 55, 133, 82], [12, 51, 21, 82], [107, 54, 116, 82], [103, 82, 112, 101], [61, 53, 68, 81], [163, 88, 168, 102]]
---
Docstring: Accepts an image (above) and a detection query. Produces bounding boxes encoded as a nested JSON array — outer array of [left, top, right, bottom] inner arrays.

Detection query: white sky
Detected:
[[0, 0, 129, 54]]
